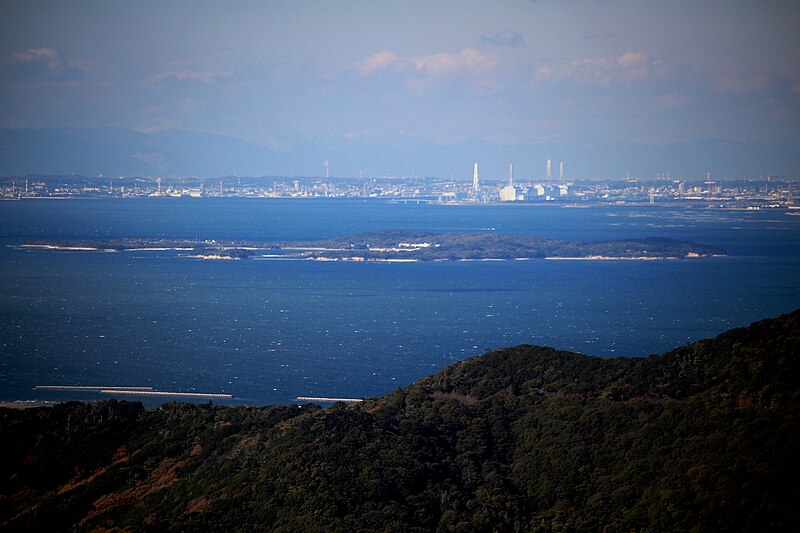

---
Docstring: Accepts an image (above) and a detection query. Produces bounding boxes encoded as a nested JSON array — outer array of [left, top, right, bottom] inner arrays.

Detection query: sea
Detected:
[[1, 198, 799, 406]]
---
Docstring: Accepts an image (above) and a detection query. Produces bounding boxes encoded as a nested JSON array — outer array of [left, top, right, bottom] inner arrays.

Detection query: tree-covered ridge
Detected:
[[410, 308, 799, 405], [22, 230, 724, 261], [2, 311, 798, 532], [291, 230, 724, 260]]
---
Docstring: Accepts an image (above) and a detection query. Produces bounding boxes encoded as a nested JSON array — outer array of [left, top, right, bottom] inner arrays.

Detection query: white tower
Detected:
[[559, 161, 564, 184], [500, 163, 517, 202], [472, 163, 479, 193], [546, 160, 551, 182]]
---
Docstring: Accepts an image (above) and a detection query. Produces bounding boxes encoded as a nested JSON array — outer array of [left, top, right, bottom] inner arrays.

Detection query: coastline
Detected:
[[544, 256, 677, 261], [17, 245, 719, 262], [17, 230, 724, 263]]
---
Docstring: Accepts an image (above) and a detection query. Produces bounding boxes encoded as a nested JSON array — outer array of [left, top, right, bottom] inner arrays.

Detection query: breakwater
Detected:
[[35, 385, 232, 399], [35, 385, 154, 391], [296, 396, 364, 403], [101, 390, 233, 399]]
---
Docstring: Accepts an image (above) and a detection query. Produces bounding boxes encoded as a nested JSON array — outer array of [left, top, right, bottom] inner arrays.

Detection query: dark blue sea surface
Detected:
[[1, 198, 799, 406]]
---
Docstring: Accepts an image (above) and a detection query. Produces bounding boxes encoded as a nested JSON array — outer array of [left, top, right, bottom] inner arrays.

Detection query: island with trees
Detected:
[[21, 230, 725, 261]]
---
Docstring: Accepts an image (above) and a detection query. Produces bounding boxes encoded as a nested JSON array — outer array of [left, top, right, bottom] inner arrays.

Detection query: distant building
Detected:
[[500, 185, 517, 202]]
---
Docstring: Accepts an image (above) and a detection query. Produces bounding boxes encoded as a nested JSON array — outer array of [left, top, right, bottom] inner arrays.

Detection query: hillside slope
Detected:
[[1, 311, 798, 532]]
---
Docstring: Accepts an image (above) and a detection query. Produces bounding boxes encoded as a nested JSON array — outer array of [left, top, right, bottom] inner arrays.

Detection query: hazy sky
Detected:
[[2, 0, 799, 177]]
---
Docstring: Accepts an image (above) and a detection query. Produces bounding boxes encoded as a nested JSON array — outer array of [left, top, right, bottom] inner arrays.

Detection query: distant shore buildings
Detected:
[[0, 161, 796, 209]]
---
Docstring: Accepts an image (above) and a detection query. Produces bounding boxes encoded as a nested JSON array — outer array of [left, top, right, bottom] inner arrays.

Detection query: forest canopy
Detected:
[[22, 230, 725, 261], [1, 310, 798, 532]]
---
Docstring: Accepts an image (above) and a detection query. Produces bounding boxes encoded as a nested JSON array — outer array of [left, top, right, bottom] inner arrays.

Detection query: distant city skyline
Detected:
[[4, 172, 796, 213], [1, 1, 799, 178]]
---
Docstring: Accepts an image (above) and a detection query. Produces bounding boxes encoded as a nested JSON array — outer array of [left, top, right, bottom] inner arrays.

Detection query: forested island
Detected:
[[1, 310, 798, 531], [21, 230, 724, 261]]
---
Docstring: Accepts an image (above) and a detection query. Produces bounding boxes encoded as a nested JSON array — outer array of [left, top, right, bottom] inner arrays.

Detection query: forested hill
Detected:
[[22, 230, 724, 261], [2, 311, 799, 532]]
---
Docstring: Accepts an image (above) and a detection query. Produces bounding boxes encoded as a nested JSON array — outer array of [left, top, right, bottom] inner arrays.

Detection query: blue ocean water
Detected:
[[1, 198, 799, 406]]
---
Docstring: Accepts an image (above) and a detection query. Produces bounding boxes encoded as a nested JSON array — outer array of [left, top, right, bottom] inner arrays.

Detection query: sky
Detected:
[[2, 0, 800, 179]]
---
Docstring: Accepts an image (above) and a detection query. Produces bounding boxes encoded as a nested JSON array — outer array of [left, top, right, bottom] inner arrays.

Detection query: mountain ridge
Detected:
[[1, 310, 798, 531], [2, 127, 797, 179]]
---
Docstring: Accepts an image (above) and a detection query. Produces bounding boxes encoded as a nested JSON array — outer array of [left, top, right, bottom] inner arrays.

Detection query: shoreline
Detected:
[[544, 256, 677, 261], [16, 245, 719, 262], [5, 196, 793, 211], [17, 230, 724, 263]]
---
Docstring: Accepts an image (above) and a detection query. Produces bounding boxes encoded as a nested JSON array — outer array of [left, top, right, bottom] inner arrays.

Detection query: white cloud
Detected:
[[411, 48, 496, 76], [358, 51, 399, 76], [357, 48, 501, 94], [7, 48, 62, 66], [535, 51, 673, 87], [2, 47, 83, 82], [359, 48, 497, 79], [616, 51, 648, 69]]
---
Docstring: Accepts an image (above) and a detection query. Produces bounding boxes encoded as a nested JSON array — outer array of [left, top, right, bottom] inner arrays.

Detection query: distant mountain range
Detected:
[[1, 127, 797, 179], [0, 128, 289, 179]]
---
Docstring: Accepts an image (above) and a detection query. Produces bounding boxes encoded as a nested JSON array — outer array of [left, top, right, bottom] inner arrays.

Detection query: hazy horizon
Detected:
[[2, 1, 799, 178]]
